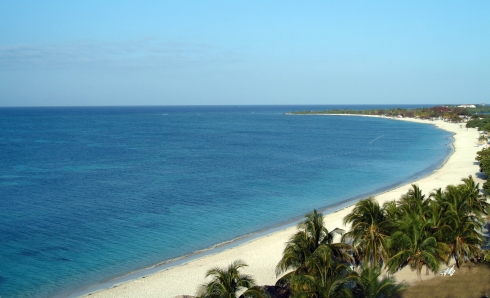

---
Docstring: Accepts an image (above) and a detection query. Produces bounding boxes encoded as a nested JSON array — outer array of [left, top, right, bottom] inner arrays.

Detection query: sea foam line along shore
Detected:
[[80, 117, 485, 298]]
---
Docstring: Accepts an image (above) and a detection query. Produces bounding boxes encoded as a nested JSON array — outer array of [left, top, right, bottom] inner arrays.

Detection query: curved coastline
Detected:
[[70, 161, 446, 298], [79, 117, 483, 298]]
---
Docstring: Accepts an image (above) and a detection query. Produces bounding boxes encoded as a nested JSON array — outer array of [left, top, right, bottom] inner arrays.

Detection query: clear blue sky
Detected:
[[0, 1, 489, 106]]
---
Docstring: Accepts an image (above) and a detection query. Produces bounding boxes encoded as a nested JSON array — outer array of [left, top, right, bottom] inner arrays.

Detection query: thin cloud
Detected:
[[0, 39, 241, 70]]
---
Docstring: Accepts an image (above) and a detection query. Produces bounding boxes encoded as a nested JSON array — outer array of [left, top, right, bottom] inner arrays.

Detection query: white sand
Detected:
[[82, 118, 485, 298]]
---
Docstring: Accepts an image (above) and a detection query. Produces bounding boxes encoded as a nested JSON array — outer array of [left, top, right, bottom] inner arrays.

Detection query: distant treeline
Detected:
[[466, 116, 490, 131], [292, 105, 490, 123]]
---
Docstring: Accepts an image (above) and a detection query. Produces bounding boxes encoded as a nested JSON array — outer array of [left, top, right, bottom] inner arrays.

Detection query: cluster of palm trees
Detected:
[[197, 176, 489, 298], [273, 209, 406, 298], [346, 178, 488, 278], [476, 147, 490, 193]]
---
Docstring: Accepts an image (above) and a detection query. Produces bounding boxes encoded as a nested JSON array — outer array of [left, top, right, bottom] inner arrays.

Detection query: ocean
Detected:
[[0, 105, 453, 298]]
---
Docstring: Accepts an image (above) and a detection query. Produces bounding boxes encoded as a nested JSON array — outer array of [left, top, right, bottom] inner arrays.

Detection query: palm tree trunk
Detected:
[[454, 254, 460, 268]]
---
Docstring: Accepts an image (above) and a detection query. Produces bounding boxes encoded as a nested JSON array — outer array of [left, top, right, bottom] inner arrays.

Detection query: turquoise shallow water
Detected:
[[0, 105, 452, 297]]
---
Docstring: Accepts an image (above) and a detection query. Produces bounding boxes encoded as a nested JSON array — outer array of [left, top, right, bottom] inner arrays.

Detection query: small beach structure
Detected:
[[440, 265, 455, 276]]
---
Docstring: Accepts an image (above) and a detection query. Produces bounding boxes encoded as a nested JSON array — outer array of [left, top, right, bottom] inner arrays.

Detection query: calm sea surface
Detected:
[[0, 105, 453, 297]]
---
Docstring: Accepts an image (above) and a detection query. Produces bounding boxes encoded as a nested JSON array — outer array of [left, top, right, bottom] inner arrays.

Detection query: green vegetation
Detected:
[[484, 250, 490, 263], [197, 260, 265, 298], [479, 135, 489, 145], [197, 178, 489, 298], [275, 210, 354, 298], [291, 103, 490, 132], [342, 198, 390, 268], [195, 112, 490, 297], [466, 114, 490, 131], [476, 148, 490, 193], [290, 105, 490, 123], [355, 265, 406, 298]]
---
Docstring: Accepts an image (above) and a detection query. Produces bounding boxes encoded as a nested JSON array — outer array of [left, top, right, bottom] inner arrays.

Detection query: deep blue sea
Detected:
[[0, 105, 453, 298]]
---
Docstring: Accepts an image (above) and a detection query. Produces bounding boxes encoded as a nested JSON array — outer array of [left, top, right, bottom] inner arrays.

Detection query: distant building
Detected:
[[458, 104, 476, 108]]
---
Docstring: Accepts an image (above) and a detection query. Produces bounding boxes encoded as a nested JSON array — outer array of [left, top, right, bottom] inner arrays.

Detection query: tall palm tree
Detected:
[[342, 198, 391, 267], [426, 181, 487, 268], [427, 189, 447, 237], [398, 185, 429, 219], [440, 211, 485, 268], [197, 260, 264, 298], [285, 248, 357, 298], [386, 214, 446, 280], [276, 209, 351, 275], [276, 210, 353, 298], [438, 185, 485, 268], [429, 187, 446, 206], [459, 175, 489, 217], [441, 183, 485, 259], [382, 200, 402, 223], [353, 265, 406, 298]]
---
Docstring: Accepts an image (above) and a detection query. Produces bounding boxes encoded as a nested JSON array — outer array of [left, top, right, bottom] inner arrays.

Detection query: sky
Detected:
[[0, 1, 489, 107]]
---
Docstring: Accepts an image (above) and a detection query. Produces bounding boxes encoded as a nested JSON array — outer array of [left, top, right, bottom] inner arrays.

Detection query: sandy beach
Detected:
[[82, 117, 486, 298]]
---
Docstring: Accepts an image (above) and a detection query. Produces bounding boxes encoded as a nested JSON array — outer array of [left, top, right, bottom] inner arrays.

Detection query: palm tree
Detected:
[[285, 249, 357, 298], [276, 209, 351, 275], [459, 175, 489, 217], [441, 212, 485, 268], [197, 260, 264, 298], [386, 214, 446, 280], [398, 185, 429, 219], [478, 134, 488, 145], [427, 188, 447, 237], [429, 187, 446, 206], [382, 200, 402, 223], [276, 210, 354, 297], [342, 198, 391, 267], [438, 185, 485, 267], [353, 265, 406, 298], [426, 180, 487, 268]]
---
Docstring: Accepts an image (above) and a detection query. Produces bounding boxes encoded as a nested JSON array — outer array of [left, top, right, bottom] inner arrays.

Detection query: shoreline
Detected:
[[80, 117, 484, 298]]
